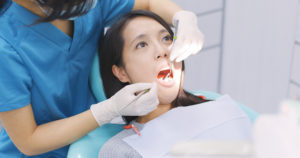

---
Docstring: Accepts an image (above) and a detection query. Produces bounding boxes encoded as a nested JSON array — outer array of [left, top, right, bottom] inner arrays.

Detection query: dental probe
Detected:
[[132, 88, 150, 103], [168, 19, 179, 78]]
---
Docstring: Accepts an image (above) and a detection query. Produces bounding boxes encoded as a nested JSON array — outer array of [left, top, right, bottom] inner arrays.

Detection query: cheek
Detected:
[[124, 57, 156, 83]]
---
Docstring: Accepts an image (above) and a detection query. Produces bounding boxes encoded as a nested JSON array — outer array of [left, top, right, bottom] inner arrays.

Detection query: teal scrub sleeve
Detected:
[[0, 38, 32, 112], [99, 0, 135, 26]]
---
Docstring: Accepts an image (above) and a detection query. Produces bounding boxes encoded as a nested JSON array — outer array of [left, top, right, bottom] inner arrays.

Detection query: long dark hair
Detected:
[[0, 0, 5, 10], [99, 10, 209, 124], [0, 0, 9, 14], [0, 0, 95, 22]]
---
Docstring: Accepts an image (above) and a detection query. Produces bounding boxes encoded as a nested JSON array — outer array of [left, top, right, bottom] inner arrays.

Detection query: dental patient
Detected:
[[98, 10, 252, 158]]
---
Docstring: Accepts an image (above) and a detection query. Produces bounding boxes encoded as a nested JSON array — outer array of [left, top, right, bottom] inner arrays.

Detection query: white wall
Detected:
[[289, 1, 300, 99], [174, 0, 300, 113], [221, 0, 299, 113]]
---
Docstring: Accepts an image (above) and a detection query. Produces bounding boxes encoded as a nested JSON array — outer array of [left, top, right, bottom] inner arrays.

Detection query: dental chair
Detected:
[[67, 54, 259, 158]]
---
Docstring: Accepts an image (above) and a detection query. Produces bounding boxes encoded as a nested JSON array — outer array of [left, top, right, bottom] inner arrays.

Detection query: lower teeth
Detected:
[[162, 76, 172, 82]]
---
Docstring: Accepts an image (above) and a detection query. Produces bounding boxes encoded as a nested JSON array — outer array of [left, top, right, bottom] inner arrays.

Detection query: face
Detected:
[[113, 16, 183, 105]]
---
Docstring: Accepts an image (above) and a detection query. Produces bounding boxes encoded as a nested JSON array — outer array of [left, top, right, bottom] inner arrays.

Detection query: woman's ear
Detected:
[[112, 65, 130, 83]]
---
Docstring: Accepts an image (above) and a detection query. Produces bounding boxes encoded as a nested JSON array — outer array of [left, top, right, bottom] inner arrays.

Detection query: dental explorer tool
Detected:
[[166, 19, 179, 79]]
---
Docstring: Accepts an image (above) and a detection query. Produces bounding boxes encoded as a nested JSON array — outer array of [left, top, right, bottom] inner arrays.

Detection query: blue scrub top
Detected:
[[0, 0, 134, 157]]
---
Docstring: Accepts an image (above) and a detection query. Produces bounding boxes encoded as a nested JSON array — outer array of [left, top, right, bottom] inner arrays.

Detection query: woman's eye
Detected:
[[162, 35, 172, 42], [136, 42, 147, 49]]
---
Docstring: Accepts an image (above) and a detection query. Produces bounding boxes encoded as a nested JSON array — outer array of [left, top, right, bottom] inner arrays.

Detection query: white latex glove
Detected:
[[90, 82, 159, 126], [170, 10, 204, 62]]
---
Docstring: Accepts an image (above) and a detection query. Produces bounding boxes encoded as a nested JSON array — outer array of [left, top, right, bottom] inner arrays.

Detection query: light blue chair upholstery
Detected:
[[67, 54, 259, 158]]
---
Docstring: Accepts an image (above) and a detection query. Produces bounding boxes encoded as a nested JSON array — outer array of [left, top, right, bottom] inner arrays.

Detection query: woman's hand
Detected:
[[90, 82, 159, 126], [170, 11, 204, 62]]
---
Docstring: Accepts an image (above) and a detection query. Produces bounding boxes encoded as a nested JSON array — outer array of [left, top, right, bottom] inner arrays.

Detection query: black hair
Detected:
[[0, 0, 10, 14], [0, 0, 94, 22], [35, 0, 95, 22], [99, 10, 210, 124], [0, 0, 5, 10]]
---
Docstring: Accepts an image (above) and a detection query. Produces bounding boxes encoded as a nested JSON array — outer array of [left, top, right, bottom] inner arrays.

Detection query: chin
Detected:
[[157, 87, 179, 105]]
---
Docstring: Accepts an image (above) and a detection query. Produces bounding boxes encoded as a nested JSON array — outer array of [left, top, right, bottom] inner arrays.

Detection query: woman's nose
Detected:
[[155, 45, 170, 60], [156, 52, 168, 60]]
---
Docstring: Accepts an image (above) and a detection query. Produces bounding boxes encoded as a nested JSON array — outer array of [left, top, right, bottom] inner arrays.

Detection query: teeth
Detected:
[[160, 75, 173, 82], [160, 67, 170, 71]]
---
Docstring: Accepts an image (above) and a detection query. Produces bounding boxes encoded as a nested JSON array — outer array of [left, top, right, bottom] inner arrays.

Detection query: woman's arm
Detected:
[[0, 83, 158, 156], [0, 104, 98, 156], [133, 0, 182, 24]]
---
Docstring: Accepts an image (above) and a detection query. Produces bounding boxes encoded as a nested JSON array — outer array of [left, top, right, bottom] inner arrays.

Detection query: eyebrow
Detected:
[[130, 29, 169, 46], [159, 29, 168, 34], [130, 34, 146, 46]]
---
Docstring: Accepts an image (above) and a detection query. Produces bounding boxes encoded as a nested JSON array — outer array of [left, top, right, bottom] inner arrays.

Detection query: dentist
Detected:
[[0, 0, 204, 157]]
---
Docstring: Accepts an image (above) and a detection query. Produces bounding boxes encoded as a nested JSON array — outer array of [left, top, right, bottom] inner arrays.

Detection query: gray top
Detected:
[[98, 122, 144, 158], [98, 96, 253, 158]]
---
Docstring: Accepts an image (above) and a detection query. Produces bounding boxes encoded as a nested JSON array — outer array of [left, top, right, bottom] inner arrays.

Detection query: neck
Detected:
[[136, 104, 172, 124], [13, 0, 47, 17], [13, 0, 74, 37]]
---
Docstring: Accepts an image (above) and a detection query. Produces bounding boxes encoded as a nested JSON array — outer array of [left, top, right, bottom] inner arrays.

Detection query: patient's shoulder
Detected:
[[98, 128, 142, 158]]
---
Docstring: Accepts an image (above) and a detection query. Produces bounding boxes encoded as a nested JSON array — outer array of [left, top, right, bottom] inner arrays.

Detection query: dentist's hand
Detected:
[[170, 10, 204, 62], [90, 83, 159, 126]]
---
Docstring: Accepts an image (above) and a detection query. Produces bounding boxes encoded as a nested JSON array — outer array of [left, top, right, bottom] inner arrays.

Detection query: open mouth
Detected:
[[156, 66, 175, 88], [157, 68, 173, 80]]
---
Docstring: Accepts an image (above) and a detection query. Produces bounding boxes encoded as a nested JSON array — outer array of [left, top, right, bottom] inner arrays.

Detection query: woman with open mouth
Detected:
[[98, 10, 253, 158]]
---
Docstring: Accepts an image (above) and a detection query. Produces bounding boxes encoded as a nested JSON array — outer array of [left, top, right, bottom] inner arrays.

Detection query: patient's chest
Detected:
[[122, 95, 253, 158]]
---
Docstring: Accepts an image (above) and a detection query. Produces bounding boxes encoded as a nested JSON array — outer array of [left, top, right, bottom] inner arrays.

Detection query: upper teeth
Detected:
[[160, 67, 170, 71]]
